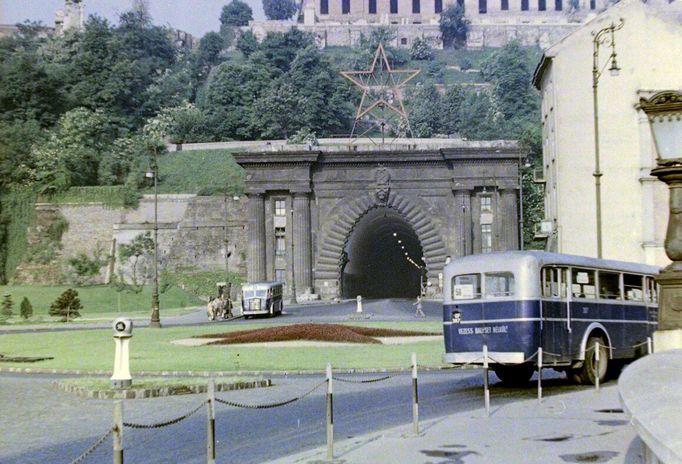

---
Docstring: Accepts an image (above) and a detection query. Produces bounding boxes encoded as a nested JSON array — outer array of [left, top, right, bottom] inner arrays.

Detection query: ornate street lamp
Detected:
[[148, 147, 161, 328], [592, 18, 624, 259], [639, 90, 682, 350]]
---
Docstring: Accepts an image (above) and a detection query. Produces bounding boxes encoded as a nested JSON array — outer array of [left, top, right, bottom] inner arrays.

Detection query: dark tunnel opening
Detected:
[[340, 207, 425, 299]]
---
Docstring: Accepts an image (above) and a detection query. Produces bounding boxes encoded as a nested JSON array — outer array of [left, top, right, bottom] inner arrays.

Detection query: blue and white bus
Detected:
[[442, 251, 659, 385]]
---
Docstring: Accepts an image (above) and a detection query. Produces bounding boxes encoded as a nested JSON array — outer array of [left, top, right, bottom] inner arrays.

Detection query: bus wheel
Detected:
[[572, 336, 608, 385], [493, 364, 534, 386]]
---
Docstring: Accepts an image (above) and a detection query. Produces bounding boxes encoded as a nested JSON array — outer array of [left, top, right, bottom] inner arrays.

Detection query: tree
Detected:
[[258, 29, 314, 72], [481, 41, 539, 123], [67, 249, 107, 286], [439, 85, 466, 136], [252, 79, 302, 139], [221, 0, 254, 26], [406, 82, 442, 138], [236, 30, 259, 57], [1, 293, 13, 320], [118, 232, 155, 290], [440, 4, 468, 48], [31, 108, 118, 193], [19, 297, 33, 319], [0, 119, 45, 190], [410, 37, 435, 61], [49, 288, 82, 322], [262, 0, 298, 20]]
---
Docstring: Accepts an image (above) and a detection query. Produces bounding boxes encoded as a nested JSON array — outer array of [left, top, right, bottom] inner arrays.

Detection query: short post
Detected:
[[326, 363, 334, 460], [113, 401, 123, 464], [483, 344, 490, 417], [647, 336, 653, 355], [537, 347, 543, 402], [594, 341, 600, 392], [356, 295, 363, 313], [411, 352, 419, 435], [207, 378, 216, 464]]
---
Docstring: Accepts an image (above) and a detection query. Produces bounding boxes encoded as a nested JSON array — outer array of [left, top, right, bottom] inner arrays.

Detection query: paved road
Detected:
[[0, 298, 444, 334], [0, 368, 589, 464]]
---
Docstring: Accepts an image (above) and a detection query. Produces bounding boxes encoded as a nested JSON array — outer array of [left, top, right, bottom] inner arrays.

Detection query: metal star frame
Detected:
[[340, 44, 420, 144]]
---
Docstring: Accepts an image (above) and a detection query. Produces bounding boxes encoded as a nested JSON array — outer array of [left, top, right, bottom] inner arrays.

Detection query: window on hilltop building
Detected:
[[481, 224, 492, 253], [401, 37, 408, 44], [390, 0, 398, 13], [521, 0, 529, 10], [457, 0, 465, 8], [275, 228, 286, 256], [480, 195, 492, 212], [274, 199, 286, 216], [275, 269, 286, 283], [501, 0, 509, 10], [479, 0, 487, 13], [590, 0, 596, 9], [342, 0, 350, 14], [539, 0, 546, 10], [413, 0, 421, 13], [555, 0, 562, 9], [320, 0, 329, 14], [435, 0, 443, 13], [369, 0, 377, 13]]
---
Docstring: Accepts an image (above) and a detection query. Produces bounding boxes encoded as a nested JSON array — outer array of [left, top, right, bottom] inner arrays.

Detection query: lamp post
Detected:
[[148, 147, 161, 328], [289, 205, 297, 304], [591, 18, 624, 259], [639, 90, 682, 351]]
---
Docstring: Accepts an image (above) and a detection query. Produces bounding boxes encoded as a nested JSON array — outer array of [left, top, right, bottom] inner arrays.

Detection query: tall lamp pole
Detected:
[[591, 18, 624, 259], [149, 146, 161, 328], [639, 90, 682, 351], [289, 204, 297, 304]]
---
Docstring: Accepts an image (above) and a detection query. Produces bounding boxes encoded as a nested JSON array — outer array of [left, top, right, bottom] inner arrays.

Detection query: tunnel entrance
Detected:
[[340, 207, 424, 299]]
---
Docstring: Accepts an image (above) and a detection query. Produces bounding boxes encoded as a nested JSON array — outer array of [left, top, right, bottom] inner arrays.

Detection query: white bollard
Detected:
[[326, 363, 334, 460], [207, 378, 216, 464], [647, 336, 653, 355], [356, 295, 363, 313], [411, 352, 419, 434], [483, 344, 490, 417], [113, 401, 124, 464]]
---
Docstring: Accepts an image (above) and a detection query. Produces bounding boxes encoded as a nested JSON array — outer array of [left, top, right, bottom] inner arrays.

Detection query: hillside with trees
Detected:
[[0, 1, 544, 283]]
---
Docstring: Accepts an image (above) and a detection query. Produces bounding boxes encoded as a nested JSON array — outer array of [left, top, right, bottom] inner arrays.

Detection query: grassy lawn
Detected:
[[0, 285, 203, 323], [151, 149, 245, 196], [0, 322, 446, 372]]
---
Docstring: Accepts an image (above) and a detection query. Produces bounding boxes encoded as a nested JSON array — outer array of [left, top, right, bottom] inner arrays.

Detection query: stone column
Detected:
[[247, 193, 266, 282], [293, 193, 313, 294], [501, 188, 519, 250], [454, 189, 473, 256]]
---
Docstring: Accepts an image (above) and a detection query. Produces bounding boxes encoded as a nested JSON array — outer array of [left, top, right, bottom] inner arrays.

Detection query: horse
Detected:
[[207, 296, 231, 321]]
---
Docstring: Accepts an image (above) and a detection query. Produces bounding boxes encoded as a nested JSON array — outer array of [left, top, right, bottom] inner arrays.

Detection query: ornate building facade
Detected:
[[234, 139, 524, 300]]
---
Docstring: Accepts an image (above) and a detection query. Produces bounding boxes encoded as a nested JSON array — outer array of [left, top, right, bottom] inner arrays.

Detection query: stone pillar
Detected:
[[454, 189, 473, 256], [247, 193, 266, 282], [501, 188, 519, 250], [293, 193, 313, 294]]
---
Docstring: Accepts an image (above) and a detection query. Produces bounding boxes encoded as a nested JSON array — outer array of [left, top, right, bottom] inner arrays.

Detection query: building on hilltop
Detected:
[[246, 0, 612, 49], [532, 0, 682, 266], [55, 0, 85, 36]]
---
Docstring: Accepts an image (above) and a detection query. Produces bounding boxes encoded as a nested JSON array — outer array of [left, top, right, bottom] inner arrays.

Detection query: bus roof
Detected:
[[242, 281, 283, 288], [444, 251, 661, 276]]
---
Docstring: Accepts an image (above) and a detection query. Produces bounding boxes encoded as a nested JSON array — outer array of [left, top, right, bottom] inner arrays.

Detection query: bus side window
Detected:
[[572, 268, 596, 299], [624, 274, 644, 302], [646, 277, 658, 304], [598, 271, 621, 300]]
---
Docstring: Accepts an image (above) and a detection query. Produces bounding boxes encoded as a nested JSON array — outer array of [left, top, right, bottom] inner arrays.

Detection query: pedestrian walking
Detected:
[[413, 295, 425, 318]]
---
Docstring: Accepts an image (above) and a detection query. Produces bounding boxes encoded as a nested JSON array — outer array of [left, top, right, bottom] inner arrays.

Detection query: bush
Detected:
[[67, 249, 108, 286], [410, 38, 435, 61], [20, 297, 33, 319], [48, 288, 82, 322], [1, 293, 13, 320]]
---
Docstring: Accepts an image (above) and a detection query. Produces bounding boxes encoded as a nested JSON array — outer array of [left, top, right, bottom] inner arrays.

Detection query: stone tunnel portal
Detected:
[[341, 207, 424, 299]]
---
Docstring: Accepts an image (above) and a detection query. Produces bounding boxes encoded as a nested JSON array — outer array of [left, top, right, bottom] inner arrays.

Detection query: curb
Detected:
[[55, 379, 272, 400]]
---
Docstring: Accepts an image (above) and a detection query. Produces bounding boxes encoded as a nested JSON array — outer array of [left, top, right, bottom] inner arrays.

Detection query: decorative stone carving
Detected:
[[374, 166, 391, 205]]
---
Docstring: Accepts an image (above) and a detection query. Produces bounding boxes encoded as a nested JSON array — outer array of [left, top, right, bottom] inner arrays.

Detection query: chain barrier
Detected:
[[215, 379, 326, 409], [632, 340, 649, 349], [123, 401, 206, 429], [67, 428, 113, 464], [332, 374, 392, 384]]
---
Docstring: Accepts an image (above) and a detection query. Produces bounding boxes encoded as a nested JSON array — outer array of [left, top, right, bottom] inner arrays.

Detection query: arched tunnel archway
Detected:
[[340, 207, 425, 299]]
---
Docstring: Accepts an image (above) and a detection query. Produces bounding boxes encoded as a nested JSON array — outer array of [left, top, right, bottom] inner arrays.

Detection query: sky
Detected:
[[0, 0, 266, 37]]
